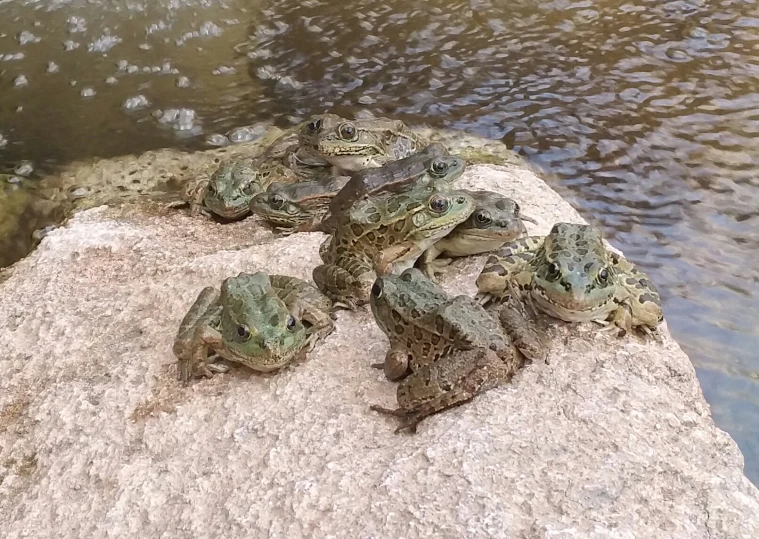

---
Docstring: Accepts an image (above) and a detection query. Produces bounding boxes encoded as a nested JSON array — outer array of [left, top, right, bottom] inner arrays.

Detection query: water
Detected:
[[1, 0, 758, 482]]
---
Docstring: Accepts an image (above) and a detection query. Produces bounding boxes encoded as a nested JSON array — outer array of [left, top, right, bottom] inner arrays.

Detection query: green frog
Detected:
[[311, 116, 427, 171], [173, 272, 334, 385], [475, 222, 663, 335], [368, 268, 547, 433], [418, 191, 536, 280], [248, 175, 351, 233], [318, 143, 464, 233], [180, 159, 298, 220], [312, 188, 475, 309]]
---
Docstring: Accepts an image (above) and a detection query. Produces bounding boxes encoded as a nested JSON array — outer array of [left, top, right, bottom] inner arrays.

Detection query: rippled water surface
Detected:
[[1, 0, 758, 482]]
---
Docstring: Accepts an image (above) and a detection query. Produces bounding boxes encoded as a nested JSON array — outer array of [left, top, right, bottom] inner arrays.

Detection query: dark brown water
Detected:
[[1, 0, 758, 482]]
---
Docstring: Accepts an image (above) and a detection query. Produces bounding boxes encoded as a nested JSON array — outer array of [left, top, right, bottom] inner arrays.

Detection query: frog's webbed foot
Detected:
[[178, 357, 229, 386], [273, 226, 297, 237], [369, 405, 421, 434], [421, 257, 451, 282], [163, 200, 188, 211]]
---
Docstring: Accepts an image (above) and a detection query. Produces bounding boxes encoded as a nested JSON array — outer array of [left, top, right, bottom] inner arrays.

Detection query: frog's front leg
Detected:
[[371, 347, 412, 381], [185, 325, 228, 383], [373, 241, 425, 275], [417, 243, 451, 282], [180, 177, 210, 217], [173, 287, 225, 385]]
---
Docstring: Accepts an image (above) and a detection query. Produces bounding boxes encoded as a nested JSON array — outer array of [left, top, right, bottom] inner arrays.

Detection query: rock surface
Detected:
[[1, 163, 758, 538]]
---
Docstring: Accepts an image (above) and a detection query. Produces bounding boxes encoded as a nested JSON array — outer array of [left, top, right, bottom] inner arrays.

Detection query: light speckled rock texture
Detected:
[[1, 164, 758, 539]]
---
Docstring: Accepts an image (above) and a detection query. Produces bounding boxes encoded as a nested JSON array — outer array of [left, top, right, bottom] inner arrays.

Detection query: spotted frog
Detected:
[[180, 159, 298, 220], [310, 116, 427, 172], [318, 144, 464, 233], [173, 272, 334, 384], [248, 175, 351, 233], [312, 187, 475, 309], [418, 191, 536, 280], [368, 268, 547, 433], [475, 222, 663, 335]]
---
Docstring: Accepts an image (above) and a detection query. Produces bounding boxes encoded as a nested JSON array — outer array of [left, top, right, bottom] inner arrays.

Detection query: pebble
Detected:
[[123, 95, 150, 110], [18, 31, 41, 45], [153, 108, 197, 131], [47, 61, 59, 73], [199, 21, 223, 37], [105, 76, 118, 84], [0, 133, 8, 148], [1, 52, 25, 61], [227, 127, 256, 143], [68, 186, 91, 200], [89, 35, 122, 53], [63, 40, 80, 51], [212, 65, 236, 75], [67, 16, 87, 34], [206, 133, 229, 147], [80, 87, 96, 98], [176, 76, 190, 88], [13, 75, 28, 87], [14, 162, 34, 176]]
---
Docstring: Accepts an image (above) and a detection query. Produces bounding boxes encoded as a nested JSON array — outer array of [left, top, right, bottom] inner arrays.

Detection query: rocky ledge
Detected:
[[1, 162, 758, 539]]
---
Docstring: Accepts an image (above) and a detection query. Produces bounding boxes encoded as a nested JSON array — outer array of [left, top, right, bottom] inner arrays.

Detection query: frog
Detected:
[[312, 188, 475, 310], [173, 272, 334, 385], [317, 143, 464, 234], [270, 113, 338, 177], [418, 191, 537, 280], [179, 159, 299, 220], [248, 175, 351, 233], [475, 222, 663, 335], [367, 268, 547, 433], [310, 116, 427, 172]]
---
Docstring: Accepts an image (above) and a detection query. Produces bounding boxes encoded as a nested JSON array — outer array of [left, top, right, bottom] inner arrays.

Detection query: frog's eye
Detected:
[[207, 181, 218, 195], [430, 158, 448, 175], [513, 202, 520, 216], [242, 179, 258, 196], [286, 316, 297, 331], [400, 271, 414, 282], [371, 282, 383, 298], [473, 210, 492, 227], [237, 325, 251, 340], [547, 262, 561, 279], [307, 119, 322, 133], [270, 193, 285, 209], [429, 195, 450, 213], [338, 122, 357, 140], [598, 267, 609, 283]]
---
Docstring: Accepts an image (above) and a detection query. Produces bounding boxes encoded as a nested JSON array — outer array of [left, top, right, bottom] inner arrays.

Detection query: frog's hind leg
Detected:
[[312, 263, 373, 310], [372, 349, 506, 434]]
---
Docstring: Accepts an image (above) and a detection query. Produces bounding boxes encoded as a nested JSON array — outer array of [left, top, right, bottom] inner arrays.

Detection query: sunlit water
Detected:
[[1, 0, 758, 482]]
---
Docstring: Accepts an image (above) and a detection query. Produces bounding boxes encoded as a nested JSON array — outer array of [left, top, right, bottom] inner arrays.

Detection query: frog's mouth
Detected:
[[531, 285, 616, 323], [206, 202, 250, 220], [223, 340, 306, 373]]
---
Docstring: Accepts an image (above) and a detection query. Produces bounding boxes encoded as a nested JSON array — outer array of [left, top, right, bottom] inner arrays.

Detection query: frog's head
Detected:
[[204, 161, 264, 219], [531, 223, 617, 321], [219, 273, 307, 371]]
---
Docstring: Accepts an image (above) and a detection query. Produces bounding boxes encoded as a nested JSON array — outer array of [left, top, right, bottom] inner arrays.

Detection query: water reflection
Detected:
[[1, 0, 758, 481]]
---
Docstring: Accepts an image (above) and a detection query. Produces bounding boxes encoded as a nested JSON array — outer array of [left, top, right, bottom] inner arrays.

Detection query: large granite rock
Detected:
[[1, 163, 758, 538]]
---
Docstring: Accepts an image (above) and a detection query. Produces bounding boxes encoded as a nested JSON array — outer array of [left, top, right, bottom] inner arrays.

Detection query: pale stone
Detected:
[[1, 164, 758, 539]]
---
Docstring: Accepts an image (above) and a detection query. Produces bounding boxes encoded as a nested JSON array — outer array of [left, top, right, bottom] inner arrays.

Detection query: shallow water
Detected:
[[1, 0, 758, 482]]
